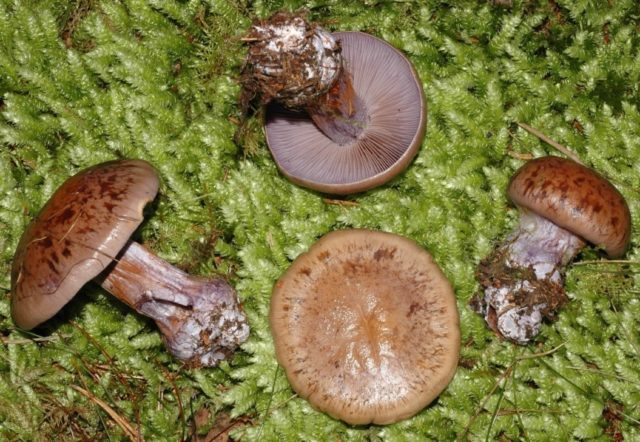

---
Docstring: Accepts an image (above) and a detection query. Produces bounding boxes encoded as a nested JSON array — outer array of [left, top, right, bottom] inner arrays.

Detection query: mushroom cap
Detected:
[[508, 156, 631, 258], [265, 32, 426, 195], [270, 229, 460, 425], [11, 160, 160, 330]]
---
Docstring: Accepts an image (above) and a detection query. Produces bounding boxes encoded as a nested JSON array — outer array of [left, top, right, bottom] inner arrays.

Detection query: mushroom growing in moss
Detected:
[[241, 13, 426, 194], [270, 229, 459, 425], [11, 160, 249, 367], [470, 156, 631, 344]]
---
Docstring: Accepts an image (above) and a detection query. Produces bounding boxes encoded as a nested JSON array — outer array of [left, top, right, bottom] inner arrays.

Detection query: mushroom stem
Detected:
[[472, 211, 585, 344], [97, 241, 249, 367], [305, 72, 368, 145]]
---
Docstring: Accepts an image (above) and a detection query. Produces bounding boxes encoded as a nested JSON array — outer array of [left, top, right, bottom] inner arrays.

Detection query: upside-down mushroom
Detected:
[[241, 13, 426, 194], [11, 160, 249, 366]]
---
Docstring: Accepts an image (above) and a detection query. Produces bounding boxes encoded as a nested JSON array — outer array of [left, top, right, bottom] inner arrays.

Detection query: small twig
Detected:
[[459, 365, 514, 441], [256, 365, 280, 441], [322, 198, 359, 207], [574, 259, 640, 267], [486, 373, 508, 442], [538, 359, 640, 426], [516, 342, 565, 360], [506, 150, 535, 161], [70, 321, 144, 436], [496, 408, 562, 416], [517, 122, 584, 165], [264, 393, 298, 414], [91, 364, 145, 380], [71, 385, 140, 442], [0, 334, 71, 345], [69, 321, 116, 363], [158, 365, 185, 441], [509, 359, 529, 442], [205, 414, 257, 442], [229, 393, 298, 441]]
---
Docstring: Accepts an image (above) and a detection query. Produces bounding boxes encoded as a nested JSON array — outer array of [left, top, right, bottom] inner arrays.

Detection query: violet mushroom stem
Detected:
[[96, 241, 249, 366], [304, 71, 365, 145], [474, 211, 587, 344]]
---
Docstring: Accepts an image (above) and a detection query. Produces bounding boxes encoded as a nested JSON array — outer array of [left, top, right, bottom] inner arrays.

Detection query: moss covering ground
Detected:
[[1, 0, 639, 440]]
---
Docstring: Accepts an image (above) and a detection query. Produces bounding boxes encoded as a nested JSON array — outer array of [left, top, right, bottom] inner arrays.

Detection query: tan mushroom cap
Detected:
[[508, 156, 631, 258], [11, 160, 159, 330], [270, 229, 460, 425]]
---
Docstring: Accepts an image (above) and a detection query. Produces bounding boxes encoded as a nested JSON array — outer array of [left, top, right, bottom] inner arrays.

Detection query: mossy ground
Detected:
[[1, 0, 639, 440]]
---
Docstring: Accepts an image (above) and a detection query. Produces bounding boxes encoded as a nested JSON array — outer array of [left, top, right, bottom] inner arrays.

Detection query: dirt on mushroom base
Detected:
[[470, 244, 568, 343], [240, 12, 342, 112]]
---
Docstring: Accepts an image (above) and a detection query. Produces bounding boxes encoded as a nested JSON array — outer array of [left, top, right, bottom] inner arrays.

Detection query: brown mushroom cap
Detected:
[[265, 32, 426, 195], [11, 160, 159, 330], [270, 229, 459, 425], [508, 156, 631, 258]]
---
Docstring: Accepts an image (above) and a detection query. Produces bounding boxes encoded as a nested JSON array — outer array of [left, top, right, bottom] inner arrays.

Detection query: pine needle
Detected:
[[322, 198, 359, 207], [517, 122, 584, 165], [71, 385, 140, 442], [0, 334, 70, 345], [573, 259, 640, 266]]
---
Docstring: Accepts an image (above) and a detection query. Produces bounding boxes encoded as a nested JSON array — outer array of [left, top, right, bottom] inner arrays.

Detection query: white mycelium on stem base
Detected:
[[241, 13, 365, 144], [471, 156, 631, 345], [100, 241, 250, 367], [473, 211, 585, 344], [245, 14, 341, 107]]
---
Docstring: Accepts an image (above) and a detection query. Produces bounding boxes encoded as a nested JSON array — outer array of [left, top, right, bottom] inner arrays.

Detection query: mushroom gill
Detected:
[[263, 31, 426, 194]]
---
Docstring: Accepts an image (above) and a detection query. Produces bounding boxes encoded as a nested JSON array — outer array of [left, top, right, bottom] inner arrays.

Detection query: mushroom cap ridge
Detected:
[[11, 160, 159, 330], [508, 156, 631, 258], [265, 31, 427, 195], [270, 229, 460, 425]]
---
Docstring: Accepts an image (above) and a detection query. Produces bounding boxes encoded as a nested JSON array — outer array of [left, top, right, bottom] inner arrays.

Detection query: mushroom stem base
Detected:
[[97, 241, 249, 366], [471, 211, 585, 344]]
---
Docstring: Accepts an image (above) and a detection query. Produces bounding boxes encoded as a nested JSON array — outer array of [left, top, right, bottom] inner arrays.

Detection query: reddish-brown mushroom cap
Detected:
[[265, 32, 426, 195], [11, 160, 159, 330], [508, 156, 631, 258], [270, 229, 459, 425]]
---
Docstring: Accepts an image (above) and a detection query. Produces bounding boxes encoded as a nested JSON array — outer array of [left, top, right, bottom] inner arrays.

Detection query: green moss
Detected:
[[1, 0, 640, 440]]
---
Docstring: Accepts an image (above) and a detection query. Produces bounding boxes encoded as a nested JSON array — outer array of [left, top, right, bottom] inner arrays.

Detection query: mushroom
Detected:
[[471, 156, 631, 344], [241, 13, 426, 194], [270, 229, 459, 425], [11, 160, 249, 367]]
